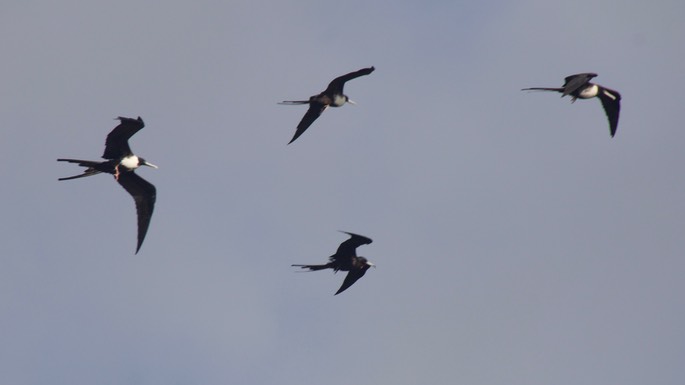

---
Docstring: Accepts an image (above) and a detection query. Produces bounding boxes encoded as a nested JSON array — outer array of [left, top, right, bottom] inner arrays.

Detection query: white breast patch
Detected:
[[120, 155, 139, 170]]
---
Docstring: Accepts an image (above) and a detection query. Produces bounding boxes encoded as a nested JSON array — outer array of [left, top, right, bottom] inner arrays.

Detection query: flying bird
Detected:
[[522, 73, 622, 137], [292, 231, 375, 295], [279, 66, 375, 144], [58, 116, 158, 254]]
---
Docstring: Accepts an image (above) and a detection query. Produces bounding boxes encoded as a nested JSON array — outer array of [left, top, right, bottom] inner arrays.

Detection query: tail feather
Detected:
[[278, 100, 310, 105], [292, 263, 330, 271], [57, 158, 102, 167], [521, 87, 564, 93], [58, 170, 102, 181], [57, 159, 103, 181]]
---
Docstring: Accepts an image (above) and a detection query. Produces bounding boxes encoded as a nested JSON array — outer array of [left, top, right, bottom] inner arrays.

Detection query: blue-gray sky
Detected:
[[2, 1, 684, 384]]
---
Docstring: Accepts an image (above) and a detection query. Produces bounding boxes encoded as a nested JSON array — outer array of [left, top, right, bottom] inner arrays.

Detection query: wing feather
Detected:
[[335, 269, 367, 295], [103, 116, 145, 159], [323, 66, 375, 95], [330, 231, 373, 266], [597, 87, 621, 137], [288, 103, 327, 144], [116, 171, 156, 253]]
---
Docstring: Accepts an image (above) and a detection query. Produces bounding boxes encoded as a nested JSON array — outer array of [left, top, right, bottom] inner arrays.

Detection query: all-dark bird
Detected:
[[58, 116, 158, 254], [292, 231, 375, 295], [279, 66, 375, 144], [522, 73, 622, 137]]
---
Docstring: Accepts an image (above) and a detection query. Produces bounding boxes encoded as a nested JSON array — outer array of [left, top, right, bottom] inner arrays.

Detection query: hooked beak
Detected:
[[347, 99, 357, 105], [143, 161, 159, 169], [367, 262, 375, 268]]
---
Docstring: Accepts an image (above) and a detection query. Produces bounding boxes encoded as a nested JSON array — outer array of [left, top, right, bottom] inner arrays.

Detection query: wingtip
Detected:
[[338, 230, 373, 243], [115, 115, 145, 127], [287, 130, 303, 144]]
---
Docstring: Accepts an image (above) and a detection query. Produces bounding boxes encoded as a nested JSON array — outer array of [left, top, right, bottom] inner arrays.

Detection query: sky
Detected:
[[1, 1, 684, 384]]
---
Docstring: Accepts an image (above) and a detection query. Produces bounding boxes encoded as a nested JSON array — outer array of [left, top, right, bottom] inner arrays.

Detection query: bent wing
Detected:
[[103, 116, 145, 159], [561, 73, 597, 96], [288, 103, 327, 144], [335, 269, 367, 295], [597, 86, 621, 137], [117, 171, 156, 253], [324, 66, 375, 95], [330, 231, 373, 267]]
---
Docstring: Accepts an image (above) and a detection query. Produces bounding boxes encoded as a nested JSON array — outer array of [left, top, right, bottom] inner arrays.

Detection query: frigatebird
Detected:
[[292, 231, 375, 295], [522, 73, 622, 137], [57, 116, 158, 254], [279, 66, 375, 144]]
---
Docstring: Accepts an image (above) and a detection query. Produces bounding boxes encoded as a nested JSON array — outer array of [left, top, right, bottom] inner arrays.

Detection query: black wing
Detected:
[[288, 102, 327, 144], [335, 269, 367, 295], [331, 231, 373, 264], [561, 73, 597, 96], [597, 86, 621, 137], [103, 116, 145, 160], [116, 171, 156, 254], [323, 66, 375, 95]]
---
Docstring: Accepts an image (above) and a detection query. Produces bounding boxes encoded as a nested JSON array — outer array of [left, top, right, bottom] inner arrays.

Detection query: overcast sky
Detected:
[[2, 1, 684, 384]]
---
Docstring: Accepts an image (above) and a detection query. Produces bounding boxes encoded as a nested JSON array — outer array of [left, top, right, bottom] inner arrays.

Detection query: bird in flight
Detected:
[[279, 66, 375, 144], [522, 73, 622, 137], [58, 116, 158, 254], [292, 231, 375, 295]]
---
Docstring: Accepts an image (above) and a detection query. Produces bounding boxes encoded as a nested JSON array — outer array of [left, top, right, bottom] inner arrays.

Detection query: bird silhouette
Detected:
[[58, 116, 157, 254], [292, 231, 375, 295], [280, 66, 375, 144]]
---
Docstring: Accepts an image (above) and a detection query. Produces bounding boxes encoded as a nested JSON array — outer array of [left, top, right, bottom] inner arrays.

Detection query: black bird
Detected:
[[58, 116, 158, 254], [292, 231, 375, 295], [279, 66, 375, 144], [522, 73, 622, 137]]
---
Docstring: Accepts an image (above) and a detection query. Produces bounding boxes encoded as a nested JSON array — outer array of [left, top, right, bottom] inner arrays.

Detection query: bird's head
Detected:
[[345, 95, 357, 105], [359, 257, 375, 269], [138, 157, 158, 169]]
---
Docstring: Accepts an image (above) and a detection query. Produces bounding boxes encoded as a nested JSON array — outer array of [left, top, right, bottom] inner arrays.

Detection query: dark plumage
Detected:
[[57, 116, 158, 254], [279, 66, 375, 144], [292, 231, 375, 295], [522, 73, 622, 137]]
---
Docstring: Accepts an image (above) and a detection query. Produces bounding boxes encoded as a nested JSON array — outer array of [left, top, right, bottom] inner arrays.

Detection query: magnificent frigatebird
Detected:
[[279, 66, 375, 144], [292, 231, 375, 295], [57, 116, 158, 254], [522, 73, 622, 137]]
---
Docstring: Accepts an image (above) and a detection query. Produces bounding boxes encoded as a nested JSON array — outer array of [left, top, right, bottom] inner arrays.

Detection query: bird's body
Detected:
[[280, 66, 375, 144], [522, 73, 621, 137], [292, 231, 375, 295], [58, 116, 157, 254]]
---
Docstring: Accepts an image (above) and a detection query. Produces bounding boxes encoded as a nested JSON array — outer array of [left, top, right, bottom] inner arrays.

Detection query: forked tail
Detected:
[[278, 100, 309, 105], [521, 87, 564, 93], [292, 263, 331, 271], [57, 158, 103, 181]]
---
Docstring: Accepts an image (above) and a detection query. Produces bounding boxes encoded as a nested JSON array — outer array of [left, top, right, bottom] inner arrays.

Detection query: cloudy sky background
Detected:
[[2, 1, 684, 384]]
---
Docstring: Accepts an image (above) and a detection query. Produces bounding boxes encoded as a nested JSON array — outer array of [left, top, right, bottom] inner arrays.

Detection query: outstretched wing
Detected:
[[331, 231, 373, 265], [597, 86, 621, 137], [335, 269, 368, 295], [561, 73, 597, 96], [117, 171, 156, 254], [103, 116, 145, 159], [323, 66, 375, 95], [288, 103, 327, 144]]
